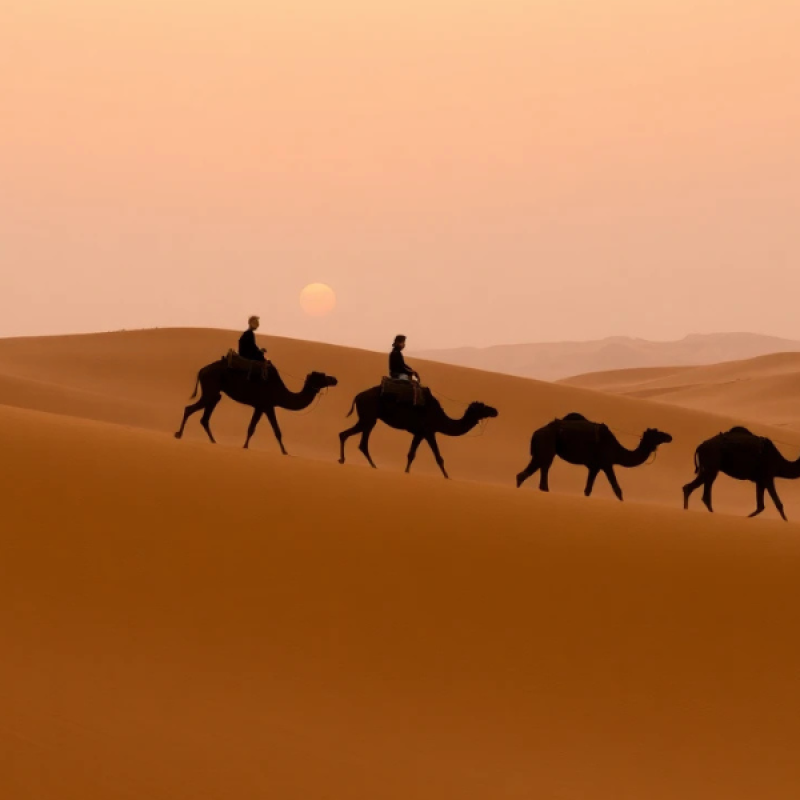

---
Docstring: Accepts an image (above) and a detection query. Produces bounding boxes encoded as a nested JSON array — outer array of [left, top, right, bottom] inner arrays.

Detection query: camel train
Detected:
[[175, 351, 797, 521]]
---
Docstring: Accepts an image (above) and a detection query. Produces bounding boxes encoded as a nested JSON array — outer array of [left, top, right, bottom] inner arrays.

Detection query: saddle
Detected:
[[380, 376, 426, 407], [225, 349, 270, 382]]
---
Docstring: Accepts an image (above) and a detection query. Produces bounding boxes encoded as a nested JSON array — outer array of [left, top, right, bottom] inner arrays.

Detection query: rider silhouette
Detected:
[[389, 335, 418, 381], [239, 316, 267, 362]]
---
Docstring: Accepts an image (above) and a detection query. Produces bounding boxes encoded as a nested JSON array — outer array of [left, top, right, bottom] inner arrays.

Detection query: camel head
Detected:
[[306, 371, 338, 391], [467, 401, 499, 421], [641, 428, 673, 450]]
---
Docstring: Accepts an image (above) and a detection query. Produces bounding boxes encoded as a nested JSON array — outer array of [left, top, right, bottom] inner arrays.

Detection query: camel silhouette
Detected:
[[174, 358, 337, 452], [683, 426, 800, 520], [515, 412, 673, 499], [338, 386, 498, 478]]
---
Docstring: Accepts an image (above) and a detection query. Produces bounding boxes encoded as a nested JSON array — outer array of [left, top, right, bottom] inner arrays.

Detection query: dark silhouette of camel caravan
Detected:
[[516, 412, 673, 499], [338, 378, 498, 479], [175, 350, 337, 452], [683, 426, 800, 521]]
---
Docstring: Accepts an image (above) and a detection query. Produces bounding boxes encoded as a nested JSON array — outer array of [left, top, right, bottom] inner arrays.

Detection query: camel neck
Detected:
[[776, 454, 800, 479], [437, 409, 479, 437], [275, 381, 317, 411], [614, 439, 652, 468]]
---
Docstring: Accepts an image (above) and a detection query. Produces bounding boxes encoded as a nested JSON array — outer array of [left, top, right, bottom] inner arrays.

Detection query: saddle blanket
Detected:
[[225, 349, 270, 381], [380, 376, 426, 406]]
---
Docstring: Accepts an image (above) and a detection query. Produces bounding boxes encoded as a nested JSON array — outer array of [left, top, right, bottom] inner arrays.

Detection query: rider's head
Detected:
[[248, 316, 260, 331], [393, 334, 406, 350]]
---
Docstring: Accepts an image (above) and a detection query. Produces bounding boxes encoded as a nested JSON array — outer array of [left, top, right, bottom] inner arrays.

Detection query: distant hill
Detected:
[[416, 333, 800, 382]]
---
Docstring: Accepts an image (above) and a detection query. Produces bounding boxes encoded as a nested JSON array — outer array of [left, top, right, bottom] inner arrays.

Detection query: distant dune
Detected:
[[563, 351, 800, 432], [418, 332, 800, 382], [3, 328, 800, 799]]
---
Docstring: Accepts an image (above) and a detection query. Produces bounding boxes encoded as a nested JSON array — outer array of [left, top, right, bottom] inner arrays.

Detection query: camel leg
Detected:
[[515, 457, 539, 488], [263, 406, 288, 455], [748, 483, 767, 518], [175, 398, 208, 439], [338, 422, 363, 464], [538, 463, 552, 492], [425, 433, 449, 479], [602, 465, 623, 501], [700, 472, 718, 513], [584, 467, 600, 497], [358, 423, 378, 468], [243, 408, 263, 449], [766, 479, 788, 521], [405, 434, 424, 473], [682, 473, 706, 509], [199, 395, 221, 444]]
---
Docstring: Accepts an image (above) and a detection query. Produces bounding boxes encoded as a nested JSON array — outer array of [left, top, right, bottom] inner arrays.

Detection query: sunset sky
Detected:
[[2, 0, 799, 349]]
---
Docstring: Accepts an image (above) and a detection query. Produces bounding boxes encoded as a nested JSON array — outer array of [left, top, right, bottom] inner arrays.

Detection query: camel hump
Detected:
[[726, 425, 753, 436], [562, 412, 589, 422]]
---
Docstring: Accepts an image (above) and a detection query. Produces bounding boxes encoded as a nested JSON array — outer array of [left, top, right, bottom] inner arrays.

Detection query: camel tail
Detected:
[[345, 399, 356, 418], [694, 448, 700, 473], [189, 371, 201, 399]]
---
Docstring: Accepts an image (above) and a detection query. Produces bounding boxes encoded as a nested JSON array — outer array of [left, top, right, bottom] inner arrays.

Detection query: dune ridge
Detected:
[[563, 351, 800, 432], [418, 332, 800, 382], [3, 328, 800, 799]]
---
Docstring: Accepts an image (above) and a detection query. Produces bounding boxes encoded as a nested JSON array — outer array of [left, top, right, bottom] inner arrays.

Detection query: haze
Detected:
[[3, 0, 798, 350]]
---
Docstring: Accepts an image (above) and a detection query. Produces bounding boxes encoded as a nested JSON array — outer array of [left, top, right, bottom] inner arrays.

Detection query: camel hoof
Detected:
[[338, 458, 345, 465], [174, 432, 182, 440]]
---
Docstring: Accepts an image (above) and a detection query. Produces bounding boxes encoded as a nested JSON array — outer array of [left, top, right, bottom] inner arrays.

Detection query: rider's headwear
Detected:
[[248, 315, 260, 325], [393, 334, 406, 346]]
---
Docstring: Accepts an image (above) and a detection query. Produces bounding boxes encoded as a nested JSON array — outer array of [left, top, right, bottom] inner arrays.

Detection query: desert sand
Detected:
[[2, 328, 800, 799]]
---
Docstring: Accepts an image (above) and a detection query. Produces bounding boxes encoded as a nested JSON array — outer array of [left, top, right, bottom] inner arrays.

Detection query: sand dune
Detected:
[[418, 332, 800, 381], [563, 352, 800, 432], [3, 329, 800, 799], [3, 328, 800, 511]]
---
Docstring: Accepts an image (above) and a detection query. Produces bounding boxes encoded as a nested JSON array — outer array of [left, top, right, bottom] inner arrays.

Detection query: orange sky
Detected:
[[2, 0, 799, 349]]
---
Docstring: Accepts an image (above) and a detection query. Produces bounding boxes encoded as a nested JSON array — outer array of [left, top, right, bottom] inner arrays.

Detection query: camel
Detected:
[[174, 357, 337, 452], [682, 426, 800, 521], [338, 385, 498, 478], [515, 412, 673, 500]]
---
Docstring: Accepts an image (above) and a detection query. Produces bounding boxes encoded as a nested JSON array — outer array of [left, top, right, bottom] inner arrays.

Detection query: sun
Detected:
[[299, 283, 337, 317]]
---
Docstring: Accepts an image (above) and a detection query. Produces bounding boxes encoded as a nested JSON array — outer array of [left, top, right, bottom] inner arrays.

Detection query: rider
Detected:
[[239, 316, 267, 362], [390, 335, 419, 382]]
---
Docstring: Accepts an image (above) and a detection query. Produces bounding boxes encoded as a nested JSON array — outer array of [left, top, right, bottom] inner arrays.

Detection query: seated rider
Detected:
[[239, 315, 267, 362], [389, 335, 419, 382]]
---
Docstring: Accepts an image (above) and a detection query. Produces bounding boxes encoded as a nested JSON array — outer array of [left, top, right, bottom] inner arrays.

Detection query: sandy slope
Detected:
[[3, 327, 800, 513], [562, 352, 800, 432], [3, 329, 800, 799]]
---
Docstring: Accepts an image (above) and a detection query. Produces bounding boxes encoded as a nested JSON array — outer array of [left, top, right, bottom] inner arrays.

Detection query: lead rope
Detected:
[[293, 387, 328, 417]]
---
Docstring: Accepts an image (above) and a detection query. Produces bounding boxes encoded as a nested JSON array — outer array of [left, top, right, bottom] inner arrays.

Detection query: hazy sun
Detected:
[[299, 283, 337, 317]]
